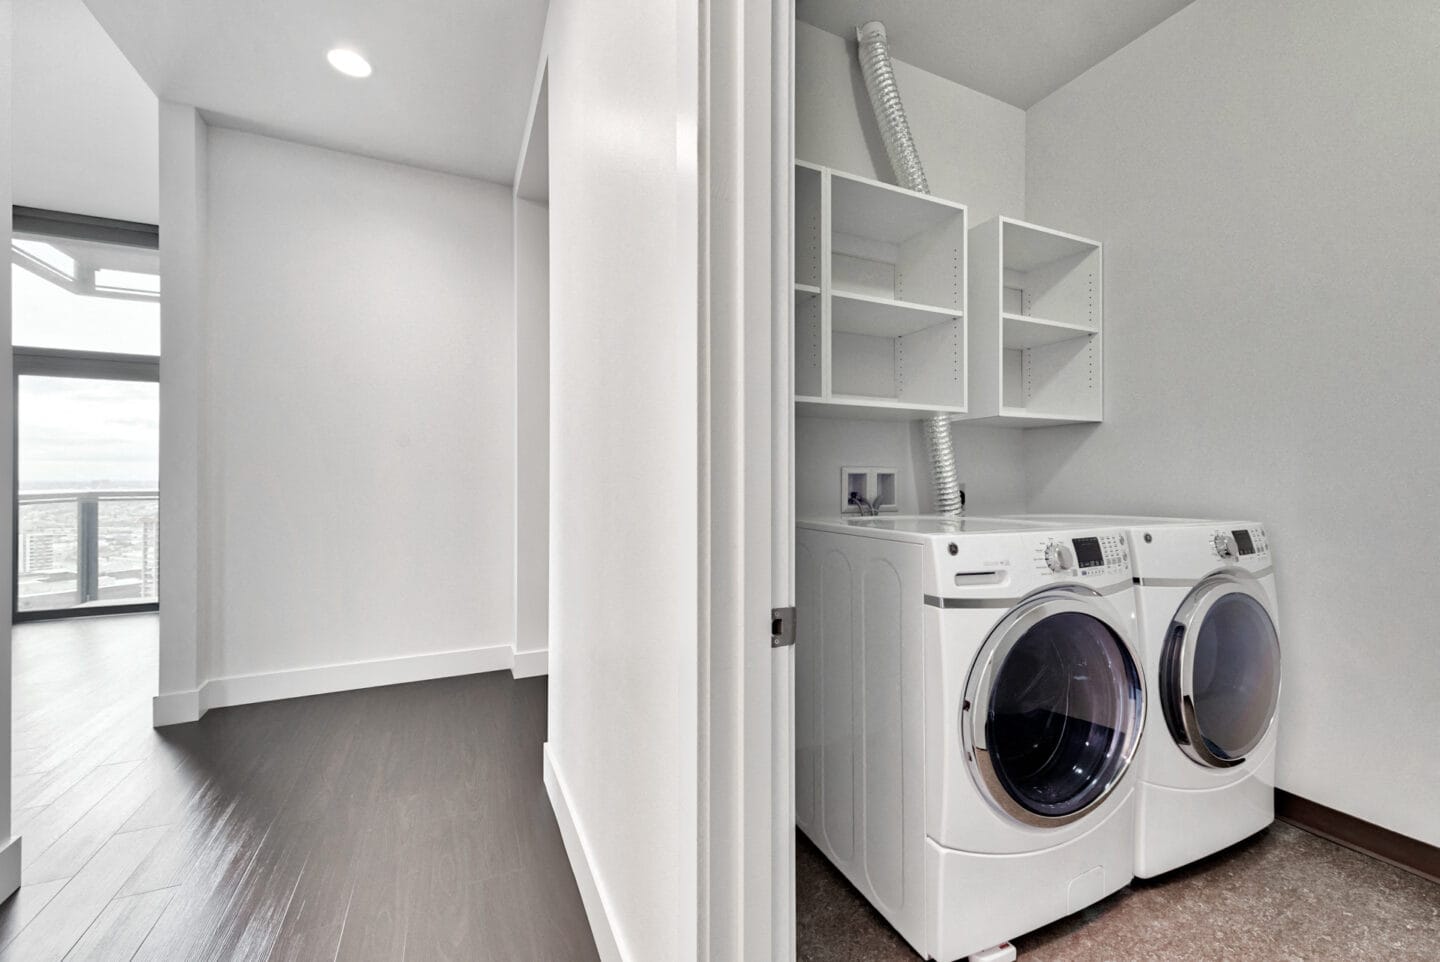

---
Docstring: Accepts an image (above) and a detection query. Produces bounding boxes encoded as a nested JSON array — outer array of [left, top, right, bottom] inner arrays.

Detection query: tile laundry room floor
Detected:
[[797, 824, 1440, 961]]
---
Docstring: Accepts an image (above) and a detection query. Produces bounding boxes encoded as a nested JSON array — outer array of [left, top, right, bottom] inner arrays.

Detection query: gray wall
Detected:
[[794, 22, 1029, 518], [1024, 0, 1440, 844]]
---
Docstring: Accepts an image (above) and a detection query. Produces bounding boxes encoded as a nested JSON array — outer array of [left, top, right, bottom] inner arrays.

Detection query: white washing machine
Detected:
[[796, 516, 1146, 961], [1011, 515, 1281, 878]]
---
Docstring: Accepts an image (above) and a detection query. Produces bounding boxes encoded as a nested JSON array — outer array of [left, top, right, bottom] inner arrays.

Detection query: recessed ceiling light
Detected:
[[327, 48, 372, 79]]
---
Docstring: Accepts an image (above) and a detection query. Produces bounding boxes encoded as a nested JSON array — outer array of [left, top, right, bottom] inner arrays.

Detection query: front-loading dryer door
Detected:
[[963, 590, 1145, 828], [1159, 574, 1281, 768]]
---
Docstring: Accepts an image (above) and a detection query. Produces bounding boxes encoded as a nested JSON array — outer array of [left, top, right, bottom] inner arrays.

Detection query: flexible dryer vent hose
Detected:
[[855, 21, 961, 515], [855, 21, 929, 194]]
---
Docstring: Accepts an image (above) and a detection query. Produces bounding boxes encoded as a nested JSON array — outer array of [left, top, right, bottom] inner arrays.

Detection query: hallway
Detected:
[[0, 614, 596, 961]]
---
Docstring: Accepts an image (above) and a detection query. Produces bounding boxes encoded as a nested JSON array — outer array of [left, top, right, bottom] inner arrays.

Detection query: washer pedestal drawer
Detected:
[[925, 793, 1134, 962]]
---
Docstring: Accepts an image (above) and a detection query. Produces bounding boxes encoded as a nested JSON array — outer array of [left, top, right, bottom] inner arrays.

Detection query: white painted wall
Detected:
[[0, 0, 22, 900], [11, 0, 157, 223], [513, 196, 548, 669], [539, 0, 700, 956], [795, 418, 1028, 518], [154, 102, 207, 724], [1024, 0, 1440, 845], [513, 70, 550, 674], [195, 127, 515, 691], [794, 22, 1030, 519], [796, 22, 1024, 228]]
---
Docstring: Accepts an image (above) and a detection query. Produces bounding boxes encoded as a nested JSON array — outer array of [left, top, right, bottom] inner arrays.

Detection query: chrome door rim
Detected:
[[1163, 573, 1281, 768], [961, 587, 1146, 829]]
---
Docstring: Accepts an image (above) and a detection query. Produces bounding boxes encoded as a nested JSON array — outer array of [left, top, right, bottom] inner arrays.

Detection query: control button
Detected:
[[1044, 541, 1074, 573], [1213, 532, 1239, 561]]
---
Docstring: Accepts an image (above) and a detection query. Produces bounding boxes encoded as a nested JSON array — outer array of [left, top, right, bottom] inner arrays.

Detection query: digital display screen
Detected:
[[1233, 530, 1256, 555], [1073, 537, 1105, 569]]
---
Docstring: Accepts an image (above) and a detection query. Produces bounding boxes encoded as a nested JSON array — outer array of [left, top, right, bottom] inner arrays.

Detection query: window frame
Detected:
[[11, 207, 161, 623]]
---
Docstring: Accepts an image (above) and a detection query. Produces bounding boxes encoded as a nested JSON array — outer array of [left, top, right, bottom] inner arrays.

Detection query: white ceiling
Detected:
[[12, 0, 159, 223], [81, 0, 550, 184], [796, 0, 1197, 108]]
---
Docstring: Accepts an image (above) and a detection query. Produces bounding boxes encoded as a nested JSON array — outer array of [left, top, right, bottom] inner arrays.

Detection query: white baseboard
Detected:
[[152, 688, 202, 726], [202, 644, 514, 711], [544, 745, 625, 962], [0, 836, 20, 903], [512, 647, 550, 678], [153, 644, 515, 726]]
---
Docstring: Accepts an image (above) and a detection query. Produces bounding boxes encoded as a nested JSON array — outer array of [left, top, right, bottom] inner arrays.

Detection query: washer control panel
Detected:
[[1215, 525, 1270, 562], [1034, 533, 1129, 578]]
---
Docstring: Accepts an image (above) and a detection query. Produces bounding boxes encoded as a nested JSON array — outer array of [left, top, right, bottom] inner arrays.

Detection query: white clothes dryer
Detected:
[[796, 516, 1146, 960], [1011, 515, 1281, 878]]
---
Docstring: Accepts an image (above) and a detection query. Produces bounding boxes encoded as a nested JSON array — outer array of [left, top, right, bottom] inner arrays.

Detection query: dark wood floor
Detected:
[[1, 613, 599, 961]]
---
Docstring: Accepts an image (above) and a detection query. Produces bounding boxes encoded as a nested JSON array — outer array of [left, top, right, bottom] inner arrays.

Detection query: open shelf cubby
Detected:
[[792, 162, 968, 419], [967, 216, 1102, 426], [830, 169, 966, 313]]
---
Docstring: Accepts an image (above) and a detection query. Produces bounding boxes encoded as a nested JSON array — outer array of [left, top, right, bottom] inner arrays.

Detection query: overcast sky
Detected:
[[18, 375, 158, 489], [12, 261, 160, 489]]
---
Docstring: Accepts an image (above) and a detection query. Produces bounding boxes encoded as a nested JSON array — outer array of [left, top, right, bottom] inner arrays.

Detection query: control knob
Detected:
[[1044, 542, 1074, 573], [1213, 532, 1238, 561]]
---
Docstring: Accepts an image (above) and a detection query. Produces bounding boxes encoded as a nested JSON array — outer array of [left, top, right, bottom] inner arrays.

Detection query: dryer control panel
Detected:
[[1034, 533, 1129, 578], [1213, 525, 1270, 563]]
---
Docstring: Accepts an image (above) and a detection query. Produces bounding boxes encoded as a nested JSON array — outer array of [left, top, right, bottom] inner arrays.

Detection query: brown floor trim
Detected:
[[1277, 789, 1440, 884]]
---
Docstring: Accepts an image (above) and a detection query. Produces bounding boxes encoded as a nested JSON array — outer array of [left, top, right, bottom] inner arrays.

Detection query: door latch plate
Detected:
[[771, 606, 796, 648]]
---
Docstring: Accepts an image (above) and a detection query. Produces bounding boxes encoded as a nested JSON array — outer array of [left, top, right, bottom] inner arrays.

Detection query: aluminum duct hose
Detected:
[[922, 412, 963, 516], [855, 21, 929, 194], [856, 22, 961, 514]]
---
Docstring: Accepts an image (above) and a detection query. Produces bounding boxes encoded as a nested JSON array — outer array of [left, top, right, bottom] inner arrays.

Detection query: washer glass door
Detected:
[[967, 594, 1145, 826], [1160, 577, 1281, 767]]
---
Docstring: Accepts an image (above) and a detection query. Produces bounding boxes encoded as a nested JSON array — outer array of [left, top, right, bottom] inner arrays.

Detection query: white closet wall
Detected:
[[794, 21, 1028, 517], [1024, 0, 1440, 846]]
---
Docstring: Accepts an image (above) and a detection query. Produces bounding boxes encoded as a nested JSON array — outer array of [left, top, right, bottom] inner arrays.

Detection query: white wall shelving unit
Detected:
[[793, 161, 968, 419], [967, 216, 1102, 426]]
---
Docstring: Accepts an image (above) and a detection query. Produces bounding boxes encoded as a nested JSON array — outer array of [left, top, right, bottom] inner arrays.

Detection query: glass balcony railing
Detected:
[[17, 490, 159, 613]]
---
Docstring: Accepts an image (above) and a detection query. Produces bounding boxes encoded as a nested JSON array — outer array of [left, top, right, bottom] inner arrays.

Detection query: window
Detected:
[[11, 232, 160, 356], [17, 377, 159, 613], [11, 209, 161, 620]]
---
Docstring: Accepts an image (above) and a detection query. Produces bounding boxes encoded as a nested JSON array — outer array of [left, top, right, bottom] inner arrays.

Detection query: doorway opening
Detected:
[[514, 65, 549, 676]]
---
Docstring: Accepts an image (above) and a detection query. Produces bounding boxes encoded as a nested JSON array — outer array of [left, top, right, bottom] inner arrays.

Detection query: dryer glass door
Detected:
[[1160, 578, 1280, 768], [967, 596, 1145, 827]]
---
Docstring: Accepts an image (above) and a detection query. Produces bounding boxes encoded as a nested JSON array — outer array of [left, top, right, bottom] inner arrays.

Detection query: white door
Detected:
[[698, 0, 793, 958], [766, 0, 800, 956], [770, 1, 796, 958]]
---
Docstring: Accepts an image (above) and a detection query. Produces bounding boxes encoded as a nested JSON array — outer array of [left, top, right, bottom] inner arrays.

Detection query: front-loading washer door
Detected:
[[1159, 575, 1281, 768], [963, 591, 1145, 828]]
